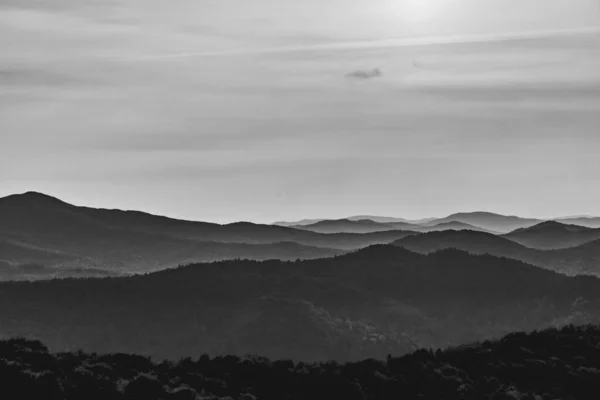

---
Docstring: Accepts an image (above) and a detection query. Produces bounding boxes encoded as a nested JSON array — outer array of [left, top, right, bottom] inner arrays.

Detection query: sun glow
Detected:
[[399, 0, 447, 24]]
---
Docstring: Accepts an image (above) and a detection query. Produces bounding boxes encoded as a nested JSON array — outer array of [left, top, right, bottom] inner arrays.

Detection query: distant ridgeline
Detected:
[[2, 325, 600, 400]]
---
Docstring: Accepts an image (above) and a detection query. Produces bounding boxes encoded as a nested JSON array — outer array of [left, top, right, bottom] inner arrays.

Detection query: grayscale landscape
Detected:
[[1, 0, 600, 399]]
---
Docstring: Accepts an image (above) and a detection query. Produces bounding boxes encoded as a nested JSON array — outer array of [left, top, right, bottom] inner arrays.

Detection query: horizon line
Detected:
[[2, 191, 599, 225], [131, 25, 600, 61]]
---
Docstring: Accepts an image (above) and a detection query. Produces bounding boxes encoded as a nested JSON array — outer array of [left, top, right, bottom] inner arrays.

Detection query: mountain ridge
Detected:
[[393, 229, 600, 276], [0, 192, 416, 276], [1, 245, 599, 362], [503, 220, 600, 249]]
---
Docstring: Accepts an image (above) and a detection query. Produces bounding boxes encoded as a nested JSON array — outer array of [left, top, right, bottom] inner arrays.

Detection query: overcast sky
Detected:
[[1, 0, 600, 223]]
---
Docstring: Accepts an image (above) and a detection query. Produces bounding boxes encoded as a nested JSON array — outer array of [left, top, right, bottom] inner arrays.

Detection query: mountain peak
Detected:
[[0, 191, 68, 206], [520, 220, 590, 232]]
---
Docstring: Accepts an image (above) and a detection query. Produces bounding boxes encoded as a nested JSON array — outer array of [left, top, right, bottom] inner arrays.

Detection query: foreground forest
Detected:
[[2, 245, 600, 362], [3, 325, 600, 400]]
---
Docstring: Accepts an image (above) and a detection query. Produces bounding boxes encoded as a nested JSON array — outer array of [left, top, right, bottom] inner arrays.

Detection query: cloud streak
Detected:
[[129, 26, 600, 62]]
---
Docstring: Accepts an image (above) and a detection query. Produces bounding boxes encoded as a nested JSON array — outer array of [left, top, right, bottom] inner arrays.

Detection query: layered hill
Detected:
[[421, 212, 541, 233], [3, 325, 600, 400], [557, 216, 600, 228], [292, 219, 416, 233], [0, 227, 345, 276], [393, 230, 600, 277], [0, 192, 415, 248], [275, 213, 600, 234], [415, 221, 495, 233], [1, 245, 600, 362], [0, 192, 418, 276], [503, 220, 600, 249], [274, 215, 437, 226], [294, 218, 494, 234]]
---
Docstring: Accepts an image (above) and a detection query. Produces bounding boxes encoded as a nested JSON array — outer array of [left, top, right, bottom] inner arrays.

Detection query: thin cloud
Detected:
[[129, 26, 600, 62]]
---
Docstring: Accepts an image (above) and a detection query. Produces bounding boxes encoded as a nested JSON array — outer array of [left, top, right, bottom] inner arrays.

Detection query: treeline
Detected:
[[3, 325, 600, 400]]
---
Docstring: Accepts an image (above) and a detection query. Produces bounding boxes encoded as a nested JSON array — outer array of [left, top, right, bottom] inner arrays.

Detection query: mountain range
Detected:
[[293, 218, 496, 234], [393, 229, 600, 277], [1, 245, 599, 362], [0, 192, 422, 277], [274, 215, 438, 226], [3, 191, 600, 280], [4, 189, 600, 389], [503, 220, 600, 249], [276, 212, 600, 233]]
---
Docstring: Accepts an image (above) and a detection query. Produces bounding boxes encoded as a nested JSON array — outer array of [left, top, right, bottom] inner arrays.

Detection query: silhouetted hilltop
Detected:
[[0, 192, 414, 248], [0, 191, 71, 207], [504, 220, 600, 249], [393, 230, 600, 277], [423, 211, 541, 233], [3, 324, 600, 399], [1, 245, 600, 362]]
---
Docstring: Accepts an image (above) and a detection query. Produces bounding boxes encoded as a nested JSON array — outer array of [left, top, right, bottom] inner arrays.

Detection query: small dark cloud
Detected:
[[413, 60, 425, 69], [345, 68, 381, 80]]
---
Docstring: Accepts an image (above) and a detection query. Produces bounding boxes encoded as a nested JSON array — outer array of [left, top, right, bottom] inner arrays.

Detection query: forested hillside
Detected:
[[3, 325, 600, 399], [2, 246, 600, 361]]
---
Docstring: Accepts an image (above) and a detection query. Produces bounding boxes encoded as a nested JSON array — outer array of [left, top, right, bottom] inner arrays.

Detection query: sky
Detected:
[[1, 0, 600, 223]]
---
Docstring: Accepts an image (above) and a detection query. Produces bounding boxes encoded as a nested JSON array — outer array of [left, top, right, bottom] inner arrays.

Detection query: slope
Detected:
[[0, 192, 416, 251], [423, 212, 541, 233], [393, 230, 600, 277], [503, 220, 600, 249], [294, 218, 416, 234], [1, 245, 599, 362], [556, 216, 600, 228], [417, 221, 497, 233]]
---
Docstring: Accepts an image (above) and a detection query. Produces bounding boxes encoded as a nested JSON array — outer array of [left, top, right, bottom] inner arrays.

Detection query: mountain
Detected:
[[423, 212, 541, 233], [347, 215, 438, 224], [1, 245, 600, 362], [503, 221, 600, 249], [393, 229, 600, 277], [0, 229, 344, 277], [0, 192, 417, 248], [294, 218, 418, 234], [276, 213, 600, 233], [0, 192, 419, 275], [273, 218, 324, 227], [556, 216, 600, 228], [417, 221, 497, 233], [295, 219, 494, 235], [0, 236, 120, 280], [393, 230, 528, 256], [274, 215, 437, 226]]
